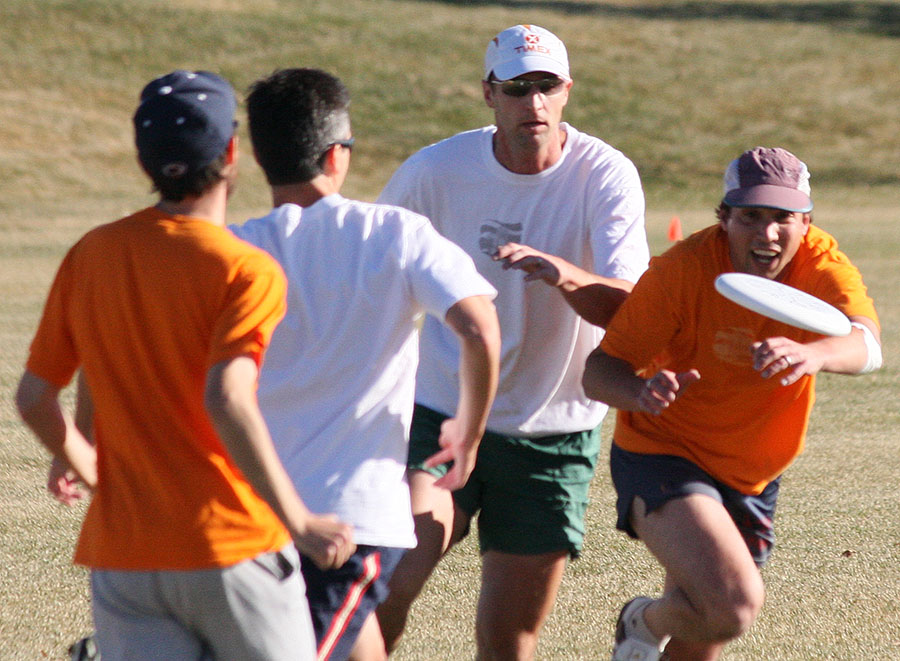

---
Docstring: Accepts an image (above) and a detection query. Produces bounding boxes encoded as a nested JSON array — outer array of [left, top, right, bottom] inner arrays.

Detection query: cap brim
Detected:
[[724, 185, 813, 213], [492, 55, 571, 81]]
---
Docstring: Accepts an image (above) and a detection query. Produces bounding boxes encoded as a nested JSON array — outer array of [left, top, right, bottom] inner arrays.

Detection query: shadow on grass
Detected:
[[419, 1, 900, 38]]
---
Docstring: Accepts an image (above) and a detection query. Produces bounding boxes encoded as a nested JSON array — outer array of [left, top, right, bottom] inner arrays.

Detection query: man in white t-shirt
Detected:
[[231, 68, 501, 661], [375, 25, 650, 659]]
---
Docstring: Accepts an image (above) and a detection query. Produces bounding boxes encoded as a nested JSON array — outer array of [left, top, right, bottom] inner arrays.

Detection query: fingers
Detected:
[[48, 477, 84, 505], [638, 370, 699, 415], [433, 465, 465, 492], [752, 339, 805, 384], [47, 460, 84, 506], [298, 517, 356, 570], [423, 447, 454, 469]]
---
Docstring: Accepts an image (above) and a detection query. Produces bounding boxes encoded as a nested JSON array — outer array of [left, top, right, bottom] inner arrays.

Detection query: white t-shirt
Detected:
[[378, 123, 649, 436], [231, 195, 496, 547]]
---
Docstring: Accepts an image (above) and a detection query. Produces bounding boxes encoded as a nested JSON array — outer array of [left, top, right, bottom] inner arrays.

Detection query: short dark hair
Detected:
[[246, 68, 351, 186], [144, 149, 228, 202], [716, 201, 813, 224]]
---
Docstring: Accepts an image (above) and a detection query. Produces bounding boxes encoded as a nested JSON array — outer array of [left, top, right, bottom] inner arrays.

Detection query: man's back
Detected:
[[28, 206, 289, 569], [234, 194, 494, 547]]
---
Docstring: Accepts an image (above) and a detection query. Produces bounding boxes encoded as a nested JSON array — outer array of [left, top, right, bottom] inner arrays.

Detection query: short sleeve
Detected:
[[26, 249, 80, 387], [600, 252, 686, 370], [402, 215, 497, 320], [588, 165, 649, 283], [208, 251, 287, 367]]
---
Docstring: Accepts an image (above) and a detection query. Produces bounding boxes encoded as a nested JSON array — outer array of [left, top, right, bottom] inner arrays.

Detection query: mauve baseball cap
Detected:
[[133, 70, 236, 179], [722, 147, 813, 213], [484, 25, 571, 82]]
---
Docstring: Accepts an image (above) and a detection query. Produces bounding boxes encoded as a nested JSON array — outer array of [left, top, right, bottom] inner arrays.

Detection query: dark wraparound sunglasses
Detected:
[[490, 77, 566, 97]]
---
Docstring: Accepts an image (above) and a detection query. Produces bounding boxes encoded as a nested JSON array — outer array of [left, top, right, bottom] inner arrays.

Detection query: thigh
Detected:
[[633, 493, 762, 614], [477, 550, 569, 639], [90, 570, 204, 661], [303, 545, 405, 661]]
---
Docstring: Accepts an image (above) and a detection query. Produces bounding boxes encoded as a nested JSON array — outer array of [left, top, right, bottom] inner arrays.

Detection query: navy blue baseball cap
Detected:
[[133, 70, 237, 179]]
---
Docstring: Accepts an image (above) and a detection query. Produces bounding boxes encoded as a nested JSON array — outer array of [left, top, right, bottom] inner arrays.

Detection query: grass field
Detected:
[[1, 1, 899, 659]]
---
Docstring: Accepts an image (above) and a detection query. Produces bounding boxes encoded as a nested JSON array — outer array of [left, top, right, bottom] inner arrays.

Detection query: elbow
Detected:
[[581, 360, 603, 402], [449, 299, 501, 353], [15, 373, 49, 424], [204, 381, 234, 423]]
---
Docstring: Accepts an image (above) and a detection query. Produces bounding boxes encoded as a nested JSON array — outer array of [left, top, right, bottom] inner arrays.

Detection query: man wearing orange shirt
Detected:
[[583, 147, 881, 661], [15, 70, 353, 661]]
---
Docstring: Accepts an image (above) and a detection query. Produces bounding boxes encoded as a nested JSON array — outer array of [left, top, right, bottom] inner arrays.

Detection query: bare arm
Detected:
[[205, 356, 355, 569], [16, 370, 98, 490], [424, 295, 501, 490], [46, 371, 94, 504], [493, 242, 632, 327], [583, 346, 700, 415], [752, 315, 882, 386]]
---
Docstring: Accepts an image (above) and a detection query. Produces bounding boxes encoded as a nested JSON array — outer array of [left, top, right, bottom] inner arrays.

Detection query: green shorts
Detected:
[[408, 404, 601, 558]]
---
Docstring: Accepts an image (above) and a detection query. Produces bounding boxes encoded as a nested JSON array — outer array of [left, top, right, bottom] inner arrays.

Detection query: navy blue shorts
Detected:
[[300, 545, 405, 661], [610, 443, 780, 567]]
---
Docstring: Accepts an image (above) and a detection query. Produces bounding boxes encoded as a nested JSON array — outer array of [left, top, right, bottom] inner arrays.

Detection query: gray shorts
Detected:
[[90, 545, 316, 660]]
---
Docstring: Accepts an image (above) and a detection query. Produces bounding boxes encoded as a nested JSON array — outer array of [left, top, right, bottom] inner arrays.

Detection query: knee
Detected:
[[703, 576, 765, 641]]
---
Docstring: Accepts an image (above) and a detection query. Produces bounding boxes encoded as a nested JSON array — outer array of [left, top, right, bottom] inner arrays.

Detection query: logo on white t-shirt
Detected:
[[479, 220, 522, 256]]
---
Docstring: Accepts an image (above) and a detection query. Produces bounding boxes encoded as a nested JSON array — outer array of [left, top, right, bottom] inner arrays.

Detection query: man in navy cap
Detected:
[[17, 70, 354, 660]]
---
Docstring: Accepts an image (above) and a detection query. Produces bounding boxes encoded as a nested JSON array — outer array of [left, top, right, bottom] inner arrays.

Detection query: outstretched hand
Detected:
[[752, 337, 825, 386], [423, 416, 480, 492], [493, 242, 562, 286], [293, 515, 356, 571], [639, 369, 701, 415]]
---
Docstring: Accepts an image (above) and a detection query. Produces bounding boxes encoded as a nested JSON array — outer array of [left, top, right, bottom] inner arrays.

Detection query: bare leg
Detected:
[[376, 470, 469, 652], [475, 550, 568, 661], [633, 494, 765, 650], [348, 613, 387, 661], [658, 575, 725, 661]]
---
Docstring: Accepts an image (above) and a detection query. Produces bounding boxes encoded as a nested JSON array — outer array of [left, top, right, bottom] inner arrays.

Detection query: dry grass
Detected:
[[2, 1, 899, 658]]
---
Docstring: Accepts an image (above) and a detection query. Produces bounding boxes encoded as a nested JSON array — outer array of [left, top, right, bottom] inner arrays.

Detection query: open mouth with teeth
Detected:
[[752, 249, 779, 265]]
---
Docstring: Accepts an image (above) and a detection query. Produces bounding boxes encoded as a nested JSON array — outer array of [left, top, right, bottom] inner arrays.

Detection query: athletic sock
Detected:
[[627, 599, 670, 651]]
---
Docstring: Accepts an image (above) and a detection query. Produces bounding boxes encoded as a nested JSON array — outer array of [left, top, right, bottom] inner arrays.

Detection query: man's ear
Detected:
[[482, 80, 496, 109]]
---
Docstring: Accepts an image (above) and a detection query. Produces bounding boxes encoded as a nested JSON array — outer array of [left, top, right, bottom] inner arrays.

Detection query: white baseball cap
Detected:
[[484, 25, 571, 82]]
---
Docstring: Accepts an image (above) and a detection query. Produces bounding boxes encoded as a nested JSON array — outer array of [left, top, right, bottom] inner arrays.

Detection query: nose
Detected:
[[525, 86, 546, 108], [761, 221, 780, 242]]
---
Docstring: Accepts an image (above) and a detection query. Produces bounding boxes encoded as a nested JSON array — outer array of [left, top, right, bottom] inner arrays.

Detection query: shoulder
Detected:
[[398, 127, 490, 171], [230, 205, 302, 248], [792, 224, 863, 285], [563, 124, 641, 186], [651, 225, 723, 278]]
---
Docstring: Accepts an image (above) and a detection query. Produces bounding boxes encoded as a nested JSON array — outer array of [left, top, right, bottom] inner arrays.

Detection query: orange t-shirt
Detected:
[[601, 224, 879, 495], [26, 207, 290, 569]]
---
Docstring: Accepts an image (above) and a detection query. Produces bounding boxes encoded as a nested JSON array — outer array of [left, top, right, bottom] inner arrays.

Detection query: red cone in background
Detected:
[[667, 215, 683, 242]]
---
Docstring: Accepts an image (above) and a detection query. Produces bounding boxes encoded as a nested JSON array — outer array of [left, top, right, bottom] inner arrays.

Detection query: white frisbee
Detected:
[[714, 272, 852, 336]]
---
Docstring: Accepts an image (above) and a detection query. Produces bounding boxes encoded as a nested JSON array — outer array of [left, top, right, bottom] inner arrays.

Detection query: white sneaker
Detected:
[[611, 597, 668, 661]]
